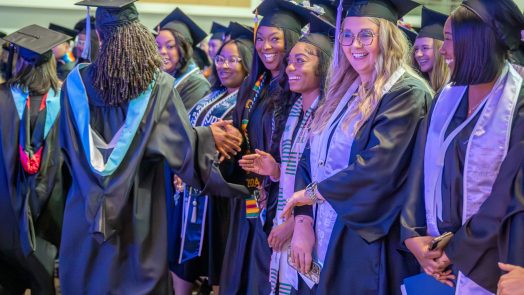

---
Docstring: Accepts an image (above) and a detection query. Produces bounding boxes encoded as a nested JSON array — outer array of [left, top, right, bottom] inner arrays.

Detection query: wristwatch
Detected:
[[305, 182, 324, 204]]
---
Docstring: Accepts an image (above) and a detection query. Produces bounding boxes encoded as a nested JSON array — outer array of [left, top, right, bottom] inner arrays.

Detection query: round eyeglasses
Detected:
[[339, 30, 377, 47]]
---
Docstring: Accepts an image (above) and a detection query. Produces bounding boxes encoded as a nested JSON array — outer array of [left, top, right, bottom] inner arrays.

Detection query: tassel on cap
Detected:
[[333, 0, 343, 68]]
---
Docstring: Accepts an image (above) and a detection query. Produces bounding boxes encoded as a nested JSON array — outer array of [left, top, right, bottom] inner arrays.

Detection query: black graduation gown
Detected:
[[295, 74, 431, 295], [173, 61, 211, 110], [401, 84, 524, 292], [498, 146, 524, 266], [219, 75, 282, 295], [0, 85, 67, 294], [168, 90, 236, 285], [58, 66, 247, 294]]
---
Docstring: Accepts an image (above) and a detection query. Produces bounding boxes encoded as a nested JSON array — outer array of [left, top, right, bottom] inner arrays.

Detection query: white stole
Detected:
[[424, 62, 522, 294]]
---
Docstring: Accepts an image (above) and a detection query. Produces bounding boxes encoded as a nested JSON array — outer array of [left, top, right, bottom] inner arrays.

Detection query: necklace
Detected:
[[467, 98, 484, 116]]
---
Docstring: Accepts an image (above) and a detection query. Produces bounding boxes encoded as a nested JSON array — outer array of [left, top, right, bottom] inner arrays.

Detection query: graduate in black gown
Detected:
[[219, 0, 307, 293], [0, 25, 71, 295], [155, 8, 211, 110], [239, 12, 336, 294], [401, 0, 524, 293], [59, 1, 248, 294], [282, 0, 432, 294], [168, 33, 254, 295]]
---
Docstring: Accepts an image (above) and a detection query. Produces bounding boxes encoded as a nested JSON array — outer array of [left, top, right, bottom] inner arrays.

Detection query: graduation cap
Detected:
[[49, 23, 78, 38], [331, 0, 420, 67], [345, 0, 420, 23], [75, 0, 139, 61], [310, 0, 337, 23], [210, 22, 228, 40], [75, 0, 139, 28], [255, 0, 310, 34], [227, 22, 254, 41], [3, 24, 72, 66], [418, 7, 447, 41], [74, 16, 97, 33], [399, 25, 418, 46], [157, 8, 208, 47], [462, 0, 524, 50], [300, 13, 336, 57]]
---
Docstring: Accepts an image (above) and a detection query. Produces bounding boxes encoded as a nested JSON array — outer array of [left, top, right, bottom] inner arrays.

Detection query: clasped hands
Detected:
[[405, 236, 455, 287], [209, 120, 242, 162]]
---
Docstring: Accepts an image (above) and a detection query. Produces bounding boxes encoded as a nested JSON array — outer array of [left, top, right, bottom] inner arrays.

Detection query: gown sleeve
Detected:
[[316, 83, 430, 243], [146, 74, 249, 198], [178, 73, 211, 110], [294, 143, 313, 217], [400, 115, 430, 242]]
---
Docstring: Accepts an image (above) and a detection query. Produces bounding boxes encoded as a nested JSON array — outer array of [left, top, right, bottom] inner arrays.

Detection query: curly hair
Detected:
[[92, 20, 163, 105]]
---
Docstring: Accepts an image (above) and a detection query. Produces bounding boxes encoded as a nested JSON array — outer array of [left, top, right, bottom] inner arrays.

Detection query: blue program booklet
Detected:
[[403, 273, 455, 295]]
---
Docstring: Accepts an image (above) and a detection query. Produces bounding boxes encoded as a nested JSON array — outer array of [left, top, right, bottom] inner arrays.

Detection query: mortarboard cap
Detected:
[[399, 25, 418, 46], [310, 0, 337, 23], [48, 23, 78, 38], [300, 13, 336, 57], [418, 7, 447, 41], [461, 0, 524, 50], [255, 0, 310, 34], [345, 0, 420, 23], [4, 24, 72, 65], [74, 16, 97, 33], [210, 22, 228, 40], [157, 8, 208, 46], [75, 0, 139, 28], [227, 22, 255, 41]]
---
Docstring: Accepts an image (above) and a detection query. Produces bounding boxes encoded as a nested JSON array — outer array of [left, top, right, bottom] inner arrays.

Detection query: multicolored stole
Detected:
[[178, 88, 239, 263], [240, 73, 267, 218], [269, 96, 319, 295], [424, 62, 521, 294], [66, 64, 155, 176]]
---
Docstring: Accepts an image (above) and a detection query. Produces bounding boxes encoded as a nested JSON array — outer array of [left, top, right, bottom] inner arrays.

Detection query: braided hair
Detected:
[[93, 20, 163, 105]]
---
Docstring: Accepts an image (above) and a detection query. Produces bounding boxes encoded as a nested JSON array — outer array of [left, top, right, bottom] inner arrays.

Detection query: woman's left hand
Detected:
[[281, 190, 314, 220]]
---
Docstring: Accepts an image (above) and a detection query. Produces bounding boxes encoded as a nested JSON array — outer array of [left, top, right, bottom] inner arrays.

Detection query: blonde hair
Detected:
[[411, 38, 449, 92], [311, 17, 432, 134]]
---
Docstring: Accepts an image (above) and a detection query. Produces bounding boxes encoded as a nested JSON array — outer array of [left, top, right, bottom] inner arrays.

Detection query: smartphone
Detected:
[[287, 248, 322, 284], [429, 232, 454, 251]]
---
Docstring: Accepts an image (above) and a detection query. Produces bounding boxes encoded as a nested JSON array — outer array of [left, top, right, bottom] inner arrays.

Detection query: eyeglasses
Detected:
[[339, 30, 377, 46], [214, 55, 242, 66]]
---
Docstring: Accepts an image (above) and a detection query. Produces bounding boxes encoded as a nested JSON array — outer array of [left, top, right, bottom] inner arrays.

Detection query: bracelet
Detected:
[[305, 182, 324, 204]]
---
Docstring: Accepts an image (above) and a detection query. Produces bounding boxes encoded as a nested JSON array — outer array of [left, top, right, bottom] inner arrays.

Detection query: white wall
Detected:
[[1, 0, 524, 35], [0, 0, 258, 34]]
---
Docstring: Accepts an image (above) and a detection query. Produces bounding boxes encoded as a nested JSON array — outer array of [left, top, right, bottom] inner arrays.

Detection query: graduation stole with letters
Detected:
[[11, 87, 60, 174], [241, 73, 267, 218]]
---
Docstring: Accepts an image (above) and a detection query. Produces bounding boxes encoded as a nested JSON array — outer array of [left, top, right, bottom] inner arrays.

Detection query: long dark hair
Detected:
[[8, 55, 60, 95], [450, 6, 507, 85], [236, 27, 300, 159], [211, 38, 254, 91], [159, 27, 194, 75], [93, 20, 163, 105]]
